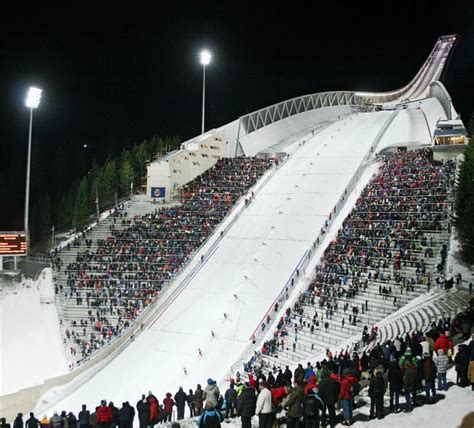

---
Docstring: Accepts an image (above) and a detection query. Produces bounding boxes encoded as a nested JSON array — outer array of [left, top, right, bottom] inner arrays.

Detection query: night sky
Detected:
[[1, 2, 473, 231]]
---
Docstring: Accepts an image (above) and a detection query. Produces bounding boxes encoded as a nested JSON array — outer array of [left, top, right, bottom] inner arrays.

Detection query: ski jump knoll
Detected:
[[29, 35, 459, 415]]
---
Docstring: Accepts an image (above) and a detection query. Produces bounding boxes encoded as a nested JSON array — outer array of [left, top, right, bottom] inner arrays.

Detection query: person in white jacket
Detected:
[[255, 381, 272, 428]]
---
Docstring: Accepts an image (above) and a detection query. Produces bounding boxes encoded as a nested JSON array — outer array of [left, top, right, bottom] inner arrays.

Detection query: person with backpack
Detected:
[[255, 381, 272, 428], [303, 387, 325, 428], [284, 380, 304, 428], [318, 368, 339, 428], [368, 366, 386, 419]]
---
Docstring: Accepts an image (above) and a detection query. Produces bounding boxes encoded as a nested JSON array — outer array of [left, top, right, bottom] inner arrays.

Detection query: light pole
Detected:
[[199, 50, 212, 134], [24, 87, 42, 254]]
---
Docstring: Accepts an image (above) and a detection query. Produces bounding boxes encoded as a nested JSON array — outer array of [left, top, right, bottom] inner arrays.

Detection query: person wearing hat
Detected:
[[162, 393, 175, 423], [174, 387, 188, 420], [197, 401, 223, 427], [203, 379, 220, 408], [39, 416, 49, 428]]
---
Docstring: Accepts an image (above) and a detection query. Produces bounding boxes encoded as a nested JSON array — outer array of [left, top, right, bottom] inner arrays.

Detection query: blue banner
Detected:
[[151, 187, 166, 198]]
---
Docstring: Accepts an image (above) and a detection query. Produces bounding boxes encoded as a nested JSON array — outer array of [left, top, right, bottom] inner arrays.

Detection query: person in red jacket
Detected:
[[338, 371, 357, 426], [304, 375, 318, 396], [248, 374, 257, 389], [96, 400, 113, 428], [434, 332, 452, 355], [162, 393, 174, 422], [147, 391, 159, 425], [271, 385, 288, 407]]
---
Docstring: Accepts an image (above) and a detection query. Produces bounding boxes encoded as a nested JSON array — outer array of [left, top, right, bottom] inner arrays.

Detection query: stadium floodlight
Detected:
[[200, 50, 212, 66], [199, 50, 212, 133], [24, 86, 43, 254], [25, 87, 42, 108]]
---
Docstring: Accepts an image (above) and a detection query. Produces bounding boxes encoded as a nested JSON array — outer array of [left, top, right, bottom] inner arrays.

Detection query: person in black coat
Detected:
[[388, 360, 403, 413], [224, 384, 237, 418], [236, 383, 256, 428], [67, 413, 77, 428], [136, 395, 150, 428], [284, 366, 293, 384], [108, 403, 119, 428], [25, 413, 40, 428], [276, 370, 285, 387], [369, 368, 386, 419], [78, 405, 90, 428], [1, 418, 11, 428], [118, 402, 135, 428], [174, 387, 188, 420], [13, 414, 23, 428], [317, 369, 339, 428]]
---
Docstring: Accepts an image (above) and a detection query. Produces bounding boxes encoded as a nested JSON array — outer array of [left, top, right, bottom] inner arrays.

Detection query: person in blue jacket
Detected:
[[197, 402, 223, 428]]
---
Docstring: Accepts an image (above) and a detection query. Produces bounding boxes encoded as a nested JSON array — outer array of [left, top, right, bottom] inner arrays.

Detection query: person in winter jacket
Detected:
[[195, 385, 204, 416], [399, 349, 416, 368], [49, 414, 61, 428], [422, 352, 437, 401], [108, 404, 118, 428], [248, 374, 257, 389], [255, 381, 272, 428], [59, 412, 69, 428], [136, 395, 150, 428], [118, 402, 135, 428], [1, 417, 12, 428], [368, 366, 386, 419], [78, 405, 90, 428], [224, 384, 237, 418], [174, 387, 188, 420], [162, 393, 174, 422], [284, 380, 304, 428], [318, 369, 339, 428], [294, 364, 305, 384], [434, 332, 452, 355], [197, 402, 223, 428], [402, 362, 417, 412], [454, 344, 470, 387], [13, 414, 23, 428], [302, 387, 325, 428], [338, 370, 357, 426], [39, 416, 49, 428], [304, 374, 318, 396], [434, 349, 449, 391], [187, 389, 196, 418], [236, 383, 256, 428], [387, 360, 402, 412], [96, 401, 112, 428], [25, 413, 40, 428], [204, 379, 220, 408], [67, 413, 77, 428], [147, 392, 159, 425]]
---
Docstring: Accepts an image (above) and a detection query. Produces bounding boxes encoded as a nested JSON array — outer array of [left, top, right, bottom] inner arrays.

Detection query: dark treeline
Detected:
[[454, 111, 474, 265], [30, 136, 180, 251]]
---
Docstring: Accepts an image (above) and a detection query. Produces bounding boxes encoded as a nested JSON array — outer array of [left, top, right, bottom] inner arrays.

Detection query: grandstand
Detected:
[[1, 34, 471, 427]]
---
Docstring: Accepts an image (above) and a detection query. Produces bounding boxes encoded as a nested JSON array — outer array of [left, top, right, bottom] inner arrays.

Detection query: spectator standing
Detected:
[[25, 414, 40, 428], [387, 360, 402, 413], [174, 387, 187, 420], [236, 382, 256, 428], [422, 352, 437, 402], [255, 381, 272, 428], [162, 393, 175, 422], [338, 370, 357, 426], [118, 402, 134, 428], [195, 385, 204, 416], [136, 395, 149, 428], [78, 405, 90, 428], [302, 387, 325, 428], [13, 415, 23, 428], [224, 384, 237, 418], [147, 392, 159, 426], [197, 402, 223, 428], [368, 366, 386, 419], [187, 389, 196, 418], [284, 380, 304, 428], [96, 401, 112, 428], [318, 369, 339, 428], [434, 349, 449, 391]]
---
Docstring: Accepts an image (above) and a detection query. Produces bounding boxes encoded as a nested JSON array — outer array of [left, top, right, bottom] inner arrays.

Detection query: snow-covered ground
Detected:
[[0, 268, 68, 395]]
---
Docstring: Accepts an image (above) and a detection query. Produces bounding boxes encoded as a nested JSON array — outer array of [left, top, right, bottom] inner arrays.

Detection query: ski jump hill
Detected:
[[1, 34, 468, 421]]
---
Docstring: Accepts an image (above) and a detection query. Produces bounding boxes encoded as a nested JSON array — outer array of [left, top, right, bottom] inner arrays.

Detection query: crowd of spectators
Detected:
[[5, 306, 472, 428], [55, 157, 272, 363], [254, 149, 455, 365]]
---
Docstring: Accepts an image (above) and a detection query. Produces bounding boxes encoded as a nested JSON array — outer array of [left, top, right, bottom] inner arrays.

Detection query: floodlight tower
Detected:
[[24, 87, 42, 253], [200, 50, 212, 134]]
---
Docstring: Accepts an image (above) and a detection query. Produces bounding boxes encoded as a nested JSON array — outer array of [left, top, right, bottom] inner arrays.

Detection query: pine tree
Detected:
[[74, 177, 92, 229], [454, 112, 474, 265]]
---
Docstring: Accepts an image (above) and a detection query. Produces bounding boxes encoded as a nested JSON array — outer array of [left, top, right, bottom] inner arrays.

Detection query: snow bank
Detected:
[[0, 268, 68, 395]]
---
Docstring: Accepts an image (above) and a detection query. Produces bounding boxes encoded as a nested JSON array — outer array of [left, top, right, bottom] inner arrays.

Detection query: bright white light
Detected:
[[200, 50, 212, 66], [25, 87, 42, 108]]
